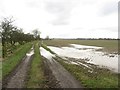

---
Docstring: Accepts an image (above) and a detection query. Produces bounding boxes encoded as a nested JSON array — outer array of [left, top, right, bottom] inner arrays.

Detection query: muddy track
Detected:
[[2, 49, 34, 88], [42, 56, 61, 88], [42, 56, 83, 88]]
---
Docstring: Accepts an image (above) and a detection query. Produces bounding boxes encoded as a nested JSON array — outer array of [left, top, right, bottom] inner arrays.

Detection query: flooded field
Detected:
[[41, 44, 119, 73]]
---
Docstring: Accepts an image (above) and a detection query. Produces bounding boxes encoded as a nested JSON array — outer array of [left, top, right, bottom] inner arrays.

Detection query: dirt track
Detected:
[[43, 57, 61, 88], [3, 48, 34, 88], [43, 56, 83, 88], [3, 46, 83, 88]]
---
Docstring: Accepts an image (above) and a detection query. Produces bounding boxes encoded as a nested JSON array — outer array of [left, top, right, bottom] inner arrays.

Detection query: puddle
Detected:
[[26, 48, 34, 56], [40, 47, 55, 60], [47, 44, 119, 73], [69, 61, 79, 65], [25, 47, 34, 63], [70, 44, 103, 50], [48, 46, 90, 59]]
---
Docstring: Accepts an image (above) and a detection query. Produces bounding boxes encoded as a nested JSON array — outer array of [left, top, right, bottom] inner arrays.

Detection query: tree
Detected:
[[0, 17, 35, 57], [1, 17, 15, 45], [0, 17, 15, 57], [32, 29, 41, 40], [45, 35, 49, 40], [1, 17, 39, 58]]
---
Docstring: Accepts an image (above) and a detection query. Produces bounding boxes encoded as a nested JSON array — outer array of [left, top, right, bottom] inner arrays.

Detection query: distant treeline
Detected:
[[43, 38, 120, 40], [76, 38, 119, 40]]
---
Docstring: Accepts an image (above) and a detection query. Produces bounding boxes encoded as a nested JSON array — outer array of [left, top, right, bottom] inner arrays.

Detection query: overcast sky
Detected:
[[0, 0, 118, 38]]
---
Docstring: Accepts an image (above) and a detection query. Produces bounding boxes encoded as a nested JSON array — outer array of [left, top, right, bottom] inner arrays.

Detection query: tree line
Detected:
[[0, 17, 40, 58]]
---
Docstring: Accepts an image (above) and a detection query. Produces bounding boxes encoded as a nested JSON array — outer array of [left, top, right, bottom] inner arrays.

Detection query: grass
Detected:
[[2, 42, 32, 78], [0, 43, 2, 80], [56, 57, 118, 88], [26, 41, 46, 88], [0, 62, 1, 80], [41, 44, 55, 54], [0, 43, 2, 58], [43, 39, 119, 54], [42, 44, 118, 88]]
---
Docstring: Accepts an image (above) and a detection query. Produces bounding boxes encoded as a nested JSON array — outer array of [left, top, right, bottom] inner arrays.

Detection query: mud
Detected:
[[41, 55, 83, 88], [42, 56, 61, 88], [2, 48, 34, 88]]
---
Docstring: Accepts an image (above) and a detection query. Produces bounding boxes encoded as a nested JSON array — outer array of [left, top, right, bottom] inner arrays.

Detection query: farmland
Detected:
[[41, 39, 119, 88], [43, 39, 119, 54]]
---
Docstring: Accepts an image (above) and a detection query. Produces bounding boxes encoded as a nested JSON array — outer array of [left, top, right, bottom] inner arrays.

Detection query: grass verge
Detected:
[[2, 42, 32, 78], [41, 43, 55, 54], [56, 57, 118, 88], [26, 41, 46, 88]]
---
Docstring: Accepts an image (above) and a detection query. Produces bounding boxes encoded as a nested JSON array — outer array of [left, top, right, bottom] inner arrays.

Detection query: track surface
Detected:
[[44, 57, 83, 88], [4, 49, 34, 88]]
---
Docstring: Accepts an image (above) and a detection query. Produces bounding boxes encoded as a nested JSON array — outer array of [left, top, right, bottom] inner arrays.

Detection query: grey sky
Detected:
[[0, 0, 118, 38], [101, 1, 118, 15]]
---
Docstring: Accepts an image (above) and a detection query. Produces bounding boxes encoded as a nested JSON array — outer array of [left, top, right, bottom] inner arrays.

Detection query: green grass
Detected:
[[26, 41, 46, 88], [0, 43, 2, 58], [2, 42, 32, 78], [0, 43, 2, 80], [41, 43, 55, 54], [42, 44, 118, 88], [56, 58, 118, 88], [0, 62, 1, 80], [43, 39, 118, 53]]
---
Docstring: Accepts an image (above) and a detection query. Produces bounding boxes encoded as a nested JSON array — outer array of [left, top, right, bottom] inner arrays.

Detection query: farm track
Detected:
[[42, 56, 83, 88], [2, 45, 83, 88], [43, 56, 61, 88], [2, 48, 34, 88]]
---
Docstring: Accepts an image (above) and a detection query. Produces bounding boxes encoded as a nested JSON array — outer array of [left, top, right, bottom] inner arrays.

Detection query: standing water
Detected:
[[45, 44, 119, 73]]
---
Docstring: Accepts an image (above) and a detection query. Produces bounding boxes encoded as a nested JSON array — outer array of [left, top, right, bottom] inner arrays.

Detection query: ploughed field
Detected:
[[41, 39, 119, 88]]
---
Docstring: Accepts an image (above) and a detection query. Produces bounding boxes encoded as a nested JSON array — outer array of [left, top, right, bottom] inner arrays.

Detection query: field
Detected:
[[42, 39, 119, 88], [43, 39, 119, 54]]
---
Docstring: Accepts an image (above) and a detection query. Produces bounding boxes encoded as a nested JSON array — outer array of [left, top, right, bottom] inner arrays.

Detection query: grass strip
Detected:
[[26, 41, 46, 88], [41, 43, 55, 54], [2, 42, 32, 78]]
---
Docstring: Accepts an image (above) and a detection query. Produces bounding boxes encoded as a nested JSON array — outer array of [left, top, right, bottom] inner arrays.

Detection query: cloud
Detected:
[[25, 0, 42, 8], [100, 1, 118, 16], [44, 0, 74, 25], [0, 0, 118, 38], [96, 27, 118, 32]]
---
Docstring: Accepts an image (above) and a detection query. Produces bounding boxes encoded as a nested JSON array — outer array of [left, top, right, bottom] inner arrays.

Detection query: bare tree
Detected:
[[32, 29, 41, 40]]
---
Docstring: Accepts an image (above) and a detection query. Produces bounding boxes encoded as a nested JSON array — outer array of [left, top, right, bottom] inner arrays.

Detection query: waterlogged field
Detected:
[[41, 39, 119, 88], [43, 39, 119, 54]]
